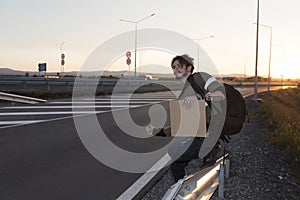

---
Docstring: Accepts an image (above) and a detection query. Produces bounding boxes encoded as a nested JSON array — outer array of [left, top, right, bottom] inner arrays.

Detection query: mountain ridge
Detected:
[[0, 67, 247, 78]]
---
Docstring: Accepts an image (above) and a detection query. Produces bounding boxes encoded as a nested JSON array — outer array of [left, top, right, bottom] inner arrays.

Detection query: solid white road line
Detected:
[[1, 105, 139, 109], [0, 99, 171, 130], [0, 111, 104, 116], [48, 101, 161, 104], [117, 153, 172, 200], [82, 98, 175, 101], [0, 120, 45, 125]]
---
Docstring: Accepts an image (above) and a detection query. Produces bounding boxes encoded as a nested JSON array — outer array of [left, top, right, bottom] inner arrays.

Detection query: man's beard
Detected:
[[175, 72, 184, 79], [173, 69, 185, 80]]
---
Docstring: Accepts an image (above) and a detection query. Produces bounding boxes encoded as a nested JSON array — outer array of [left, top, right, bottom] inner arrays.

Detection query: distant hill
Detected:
[[216, 73, 247, 78], [0, 67, 174, 78], [0, 68, 28, 76], [0, 67, 247, 79]]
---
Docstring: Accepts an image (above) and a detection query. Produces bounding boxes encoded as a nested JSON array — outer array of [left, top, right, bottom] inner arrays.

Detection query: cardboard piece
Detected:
[[169, 100, 206, 137]]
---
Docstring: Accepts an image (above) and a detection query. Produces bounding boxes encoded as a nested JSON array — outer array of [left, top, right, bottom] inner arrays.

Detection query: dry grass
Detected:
[[260, 87, 300, 181]]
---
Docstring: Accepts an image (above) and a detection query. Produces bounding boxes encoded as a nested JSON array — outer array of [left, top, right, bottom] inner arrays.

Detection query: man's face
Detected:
[[171, 60, 188, 80]]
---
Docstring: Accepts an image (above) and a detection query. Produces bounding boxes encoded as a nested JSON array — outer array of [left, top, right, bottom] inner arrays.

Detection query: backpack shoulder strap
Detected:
[[188, 72, 207, 97]]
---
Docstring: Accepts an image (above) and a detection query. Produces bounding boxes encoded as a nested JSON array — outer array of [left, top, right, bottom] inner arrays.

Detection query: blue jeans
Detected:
[[169, 137, 204, 182]]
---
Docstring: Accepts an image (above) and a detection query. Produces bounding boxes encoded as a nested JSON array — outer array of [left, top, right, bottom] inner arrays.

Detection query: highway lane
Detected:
[[1, 118, 139, 199], [0, 91, 178, 200], [0, 92, 179, 128], [236, 85, 295, 98]]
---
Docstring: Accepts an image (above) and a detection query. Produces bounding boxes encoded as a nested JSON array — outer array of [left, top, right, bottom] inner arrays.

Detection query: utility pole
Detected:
[[120, 13, 155, 77], [254, 0, 260, 102]]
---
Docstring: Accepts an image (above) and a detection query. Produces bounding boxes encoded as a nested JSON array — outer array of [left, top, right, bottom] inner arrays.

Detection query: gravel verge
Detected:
[[142, 98, 300, 200]]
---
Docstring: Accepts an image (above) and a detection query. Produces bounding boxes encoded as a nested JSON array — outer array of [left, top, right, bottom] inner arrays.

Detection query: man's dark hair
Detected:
[[171, 54, 195, 73]]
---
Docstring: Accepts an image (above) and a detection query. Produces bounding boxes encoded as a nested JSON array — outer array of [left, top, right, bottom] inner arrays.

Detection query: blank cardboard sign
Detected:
[[169, 100, 206, 137]]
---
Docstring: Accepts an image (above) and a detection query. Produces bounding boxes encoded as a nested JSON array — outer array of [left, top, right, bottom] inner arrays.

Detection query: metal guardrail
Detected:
[[0, 76, 182, 94], [0, 76, 295, 94], [0, 91, 47, 104], [162, 153, 230, 200]]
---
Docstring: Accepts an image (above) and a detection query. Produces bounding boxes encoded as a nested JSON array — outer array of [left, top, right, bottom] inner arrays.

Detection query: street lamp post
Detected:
[[254, 0, 260, 102], [255, 23, 272, 93], [267, 26, 272, 93], [281, 74, 284, 90], [194, 35, 214, 72], [120, 13, 155, 77]]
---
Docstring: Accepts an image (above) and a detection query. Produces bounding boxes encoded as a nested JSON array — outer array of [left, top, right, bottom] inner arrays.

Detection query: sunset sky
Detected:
[[1, 0, 300, 79]]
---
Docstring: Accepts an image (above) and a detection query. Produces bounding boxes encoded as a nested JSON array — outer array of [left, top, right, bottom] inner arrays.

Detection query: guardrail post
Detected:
[[218, 163, 225, 199], [23, 81, 27, 92], [46, 81, 50, 91], [225, 159, 230, 179], [98, 81, 103, 92], [84, 81, 87, 91]]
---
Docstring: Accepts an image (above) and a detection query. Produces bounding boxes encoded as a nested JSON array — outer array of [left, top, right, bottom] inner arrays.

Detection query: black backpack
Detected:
[[188, 73, 246, 140], [221, 84, 246, 136]]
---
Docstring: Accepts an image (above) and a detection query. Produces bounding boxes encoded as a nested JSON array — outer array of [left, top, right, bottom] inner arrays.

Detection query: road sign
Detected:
[[126, 51, 131, 58], [38, 63, 47, 72], [126, 58, 131, 65]]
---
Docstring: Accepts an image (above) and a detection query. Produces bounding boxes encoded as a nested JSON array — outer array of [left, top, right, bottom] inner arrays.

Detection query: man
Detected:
[[146, 54, 225, 182], [169, 54, 226, 182]]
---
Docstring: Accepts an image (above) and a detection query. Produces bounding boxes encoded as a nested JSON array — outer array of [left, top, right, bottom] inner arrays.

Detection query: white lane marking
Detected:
[[0, 100, 168, 129], [0, 111, 105, 116], [82, 98, 175, 101], [1, 105, 140, 109], [0, 109, 108, 129], [0, 100, 170, 130], [117, 153, 171, 200], [0, 120, 45, 125], [0, 101, 147, 129], [48, 101, 161, 104]]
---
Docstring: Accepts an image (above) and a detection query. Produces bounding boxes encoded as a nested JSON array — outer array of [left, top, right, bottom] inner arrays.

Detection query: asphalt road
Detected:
[[0, 92, 178, 200]]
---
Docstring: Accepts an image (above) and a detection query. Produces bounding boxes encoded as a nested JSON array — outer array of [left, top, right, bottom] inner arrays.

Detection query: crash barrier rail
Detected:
[[0, 76, 296, 94], [162, 153, 230, 200], [0, 91, 47, 104], [0, 76, 182, 94]]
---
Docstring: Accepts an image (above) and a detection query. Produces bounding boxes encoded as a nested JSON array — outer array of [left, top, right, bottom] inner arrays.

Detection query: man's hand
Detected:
[[145, 125, 155, 136], [181, 96, 198, 110]]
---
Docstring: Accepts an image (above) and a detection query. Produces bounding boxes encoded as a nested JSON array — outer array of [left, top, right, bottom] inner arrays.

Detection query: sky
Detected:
[[1, 0, 300, 79]]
